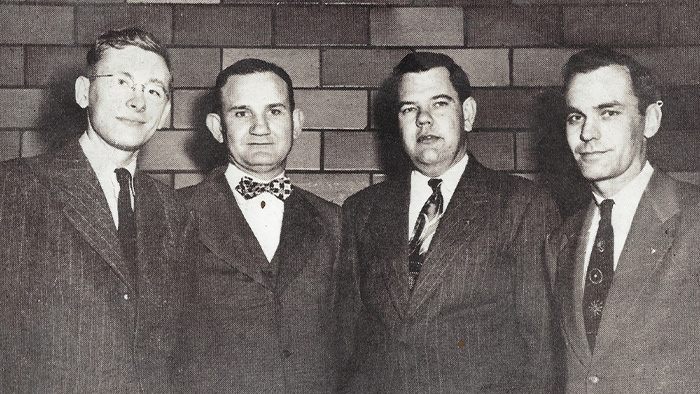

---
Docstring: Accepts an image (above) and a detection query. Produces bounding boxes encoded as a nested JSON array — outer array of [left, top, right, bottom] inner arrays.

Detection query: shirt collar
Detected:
[[592, 161, 654, 206], [411, 153, 469, 200], [224, 163, 285, 191]]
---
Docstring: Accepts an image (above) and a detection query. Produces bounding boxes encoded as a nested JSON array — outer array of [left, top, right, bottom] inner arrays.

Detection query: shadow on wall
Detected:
[[184, 89, 228, 172], [36, 75, 86, 154], [532, 87, 590, 219], [372, 78, 589, 220], [372, 76, 411, 180]]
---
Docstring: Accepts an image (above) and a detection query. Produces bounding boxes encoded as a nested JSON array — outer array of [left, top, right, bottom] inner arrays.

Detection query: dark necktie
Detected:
[[408, 178, 444, 290], [235, 176, 292, 201], [115, 168, 136, 262], [583, 198, 615, 351]]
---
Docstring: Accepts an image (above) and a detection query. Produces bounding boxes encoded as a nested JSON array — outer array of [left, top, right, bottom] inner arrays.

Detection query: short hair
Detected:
[[213, 58, 295, 115], [86, 27, 171, 76], [391, 52, 472, 105], [563, 48, 661, 115]]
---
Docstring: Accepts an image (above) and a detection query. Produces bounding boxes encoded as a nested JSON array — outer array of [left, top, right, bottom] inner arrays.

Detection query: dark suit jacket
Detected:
[[338, 157, 561, 393], [180, 166, 342, 393], [0, 140, 190, 393], [548, 170, 700, 393]]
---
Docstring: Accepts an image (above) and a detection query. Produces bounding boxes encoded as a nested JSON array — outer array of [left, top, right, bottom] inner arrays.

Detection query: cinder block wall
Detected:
[[1, 1, 699, 205]]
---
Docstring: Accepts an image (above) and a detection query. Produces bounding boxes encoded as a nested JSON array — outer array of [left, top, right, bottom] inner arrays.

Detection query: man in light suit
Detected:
[[0, 28, 189, 392], [549, 48, 700, 392], [181, 59, 341, 393], [338, 52, 561, 393]]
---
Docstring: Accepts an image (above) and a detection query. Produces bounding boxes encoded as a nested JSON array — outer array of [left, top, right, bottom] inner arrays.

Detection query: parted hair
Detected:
[[86, 27, 171, 76]]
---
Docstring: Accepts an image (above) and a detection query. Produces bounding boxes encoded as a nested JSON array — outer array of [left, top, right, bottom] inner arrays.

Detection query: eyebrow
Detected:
[[111, 71, 167, 88], [566, 100, 625, 114], [398, 94, 456, 107], [227, 103, 287, 111], [595, 101, 624, 109]]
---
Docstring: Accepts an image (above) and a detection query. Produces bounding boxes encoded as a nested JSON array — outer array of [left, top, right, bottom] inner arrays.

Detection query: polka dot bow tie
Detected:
[[235, 176, 292, 201]]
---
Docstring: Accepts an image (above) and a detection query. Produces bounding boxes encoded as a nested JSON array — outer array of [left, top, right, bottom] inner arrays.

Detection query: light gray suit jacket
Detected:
[[548, 170, 700, 393]]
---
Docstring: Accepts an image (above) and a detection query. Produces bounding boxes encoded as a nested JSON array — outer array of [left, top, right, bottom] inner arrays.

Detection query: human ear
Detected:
[[462, 97, 477, 132], [292, 109, 304, 140], [643, 101, 662, 139], [75, 76, 90, 109], [206, 113, 224, 143]]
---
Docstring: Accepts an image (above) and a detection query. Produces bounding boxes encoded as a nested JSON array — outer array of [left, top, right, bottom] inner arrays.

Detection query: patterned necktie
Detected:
[[408, 178, 444, 290], [235, 176, 292, 201], [583, 198, 615, 351], [115, 168, 136, 262]]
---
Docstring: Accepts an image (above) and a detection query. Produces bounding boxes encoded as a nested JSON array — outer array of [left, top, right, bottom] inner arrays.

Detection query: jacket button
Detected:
[[282, 350, 292, 358], [123, 294, 130, 300], [588, 375, 599, 384]]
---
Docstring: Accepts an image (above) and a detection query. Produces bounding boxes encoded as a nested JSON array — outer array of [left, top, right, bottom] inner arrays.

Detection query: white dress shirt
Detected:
[[581, 161, 654, 288], [408, 153, 469, 248], [224, 163, 285, 262], [79, 132, 136, 229]]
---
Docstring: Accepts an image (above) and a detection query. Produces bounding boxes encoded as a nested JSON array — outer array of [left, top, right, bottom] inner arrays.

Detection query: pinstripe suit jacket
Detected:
[[179, 167, 342, 393], [338, 157, 561, 393], [0, 141, 190, 393], [548, 171, 700, 393]]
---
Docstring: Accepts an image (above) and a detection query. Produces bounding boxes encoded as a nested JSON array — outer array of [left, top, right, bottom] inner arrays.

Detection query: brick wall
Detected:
[[1, 1, 698, 206]]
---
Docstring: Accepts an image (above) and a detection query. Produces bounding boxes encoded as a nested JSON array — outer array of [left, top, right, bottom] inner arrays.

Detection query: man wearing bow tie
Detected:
[[181, 58, 341, 392]]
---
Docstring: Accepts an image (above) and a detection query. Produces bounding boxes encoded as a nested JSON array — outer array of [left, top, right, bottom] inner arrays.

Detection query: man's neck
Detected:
[[79, 132, 138, 173]]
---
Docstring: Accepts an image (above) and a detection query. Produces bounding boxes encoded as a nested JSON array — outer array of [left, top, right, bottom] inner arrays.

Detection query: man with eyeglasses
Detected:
[[0, 27, 190, 392]]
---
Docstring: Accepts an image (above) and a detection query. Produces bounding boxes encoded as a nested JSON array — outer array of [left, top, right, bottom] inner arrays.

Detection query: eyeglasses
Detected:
[[89, 73, 169, 104]]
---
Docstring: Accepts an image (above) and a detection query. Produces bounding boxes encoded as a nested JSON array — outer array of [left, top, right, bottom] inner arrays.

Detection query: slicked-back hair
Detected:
[[213, 58, 295, 115], [563, 48, 661, 115], [86, 27, 171, 77], [391, 52, 472, 106]]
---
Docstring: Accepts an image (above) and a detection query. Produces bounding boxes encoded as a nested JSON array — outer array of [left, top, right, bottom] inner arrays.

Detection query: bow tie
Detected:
[[235, 176, 292, 201]]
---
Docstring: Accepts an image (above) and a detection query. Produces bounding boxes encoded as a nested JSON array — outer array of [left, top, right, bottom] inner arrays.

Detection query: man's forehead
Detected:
[[221, 71, 290, 106], [398, 67, 457, 98], [94, 46, 170, 76], [566, 65, 636, 104]]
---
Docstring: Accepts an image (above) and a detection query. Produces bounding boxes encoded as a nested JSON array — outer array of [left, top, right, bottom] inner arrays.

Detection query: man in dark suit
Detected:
[[181, 59, 341, 393], [0, 28, 189, 392], [338, 52, 560, 393], [548, 48, 700, 392]]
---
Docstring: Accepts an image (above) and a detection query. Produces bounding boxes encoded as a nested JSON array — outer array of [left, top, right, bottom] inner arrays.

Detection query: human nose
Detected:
[[126, 84, 146, 112], [415, 108, 433, 127], [249, 114, 271, 135], [579, 117, 600, 142]]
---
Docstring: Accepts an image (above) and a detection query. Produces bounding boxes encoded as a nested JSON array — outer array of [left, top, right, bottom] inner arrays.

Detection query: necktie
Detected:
[[235, 176, 292, 201], [583, 198, 615, 351], [408, 178, 444, 290], [115, 168, 137, 262]]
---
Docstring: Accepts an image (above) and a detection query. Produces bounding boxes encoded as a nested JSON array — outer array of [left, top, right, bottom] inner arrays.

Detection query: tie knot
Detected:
[[115, 168, 132, 188], [599, 199, 614, 220], [236, 176, 292, 201], [428, 178, 443, 192]]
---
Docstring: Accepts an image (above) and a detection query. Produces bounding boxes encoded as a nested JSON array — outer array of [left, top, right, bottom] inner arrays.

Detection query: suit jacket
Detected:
[[548, 170, 700, 393], [180, 166, 342, 393], [0, 140, 190, 393], [338, 157, 561, 393]]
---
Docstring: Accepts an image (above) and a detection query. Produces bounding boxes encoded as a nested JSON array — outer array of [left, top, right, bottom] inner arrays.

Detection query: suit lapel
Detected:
[[273, 190, 321, 294], [365, 177, 411, 317], [556, 203, 595, 363], [407, 160, 492, 316], [196, 170, 271, 288], [594, 172, 680, 353], [29, 140, 135, 292]]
